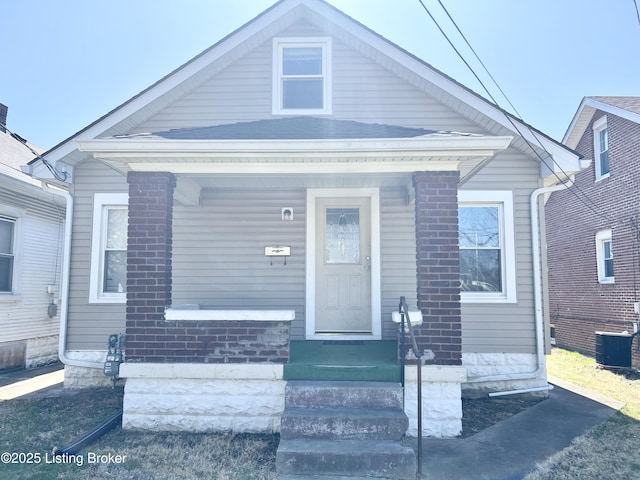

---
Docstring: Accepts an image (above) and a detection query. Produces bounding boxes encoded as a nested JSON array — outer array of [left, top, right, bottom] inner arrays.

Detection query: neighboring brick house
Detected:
[[24, 0, 582, 447], [546, 96, 640, 366]]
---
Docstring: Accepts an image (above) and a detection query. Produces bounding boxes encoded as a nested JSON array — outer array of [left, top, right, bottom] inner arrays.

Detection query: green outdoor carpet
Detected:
[[284, 340, 401, 382]]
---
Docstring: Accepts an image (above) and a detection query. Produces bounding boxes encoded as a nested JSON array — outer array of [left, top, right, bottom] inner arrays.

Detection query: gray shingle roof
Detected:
[[116, 117, 474, 141], [588, 96, 640, 115]]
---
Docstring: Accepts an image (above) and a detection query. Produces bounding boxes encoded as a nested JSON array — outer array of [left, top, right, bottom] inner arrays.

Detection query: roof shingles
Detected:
[[114, 117, 476, 141]]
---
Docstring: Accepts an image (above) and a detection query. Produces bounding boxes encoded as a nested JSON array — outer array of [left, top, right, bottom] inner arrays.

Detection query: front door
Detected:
[[315, 197, 372, 334]]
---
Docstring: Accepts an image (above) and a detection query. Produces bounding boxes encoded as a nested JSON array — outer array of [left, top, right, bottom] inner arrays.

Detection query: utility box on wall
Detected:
[[595, 332, 634, 368]]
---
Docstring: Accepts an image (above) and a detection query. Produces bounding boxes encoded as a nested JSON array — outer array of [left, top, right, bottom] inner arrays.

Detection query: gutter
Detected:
[[466, 177, 575, 388], [43, 184, 103, 369]]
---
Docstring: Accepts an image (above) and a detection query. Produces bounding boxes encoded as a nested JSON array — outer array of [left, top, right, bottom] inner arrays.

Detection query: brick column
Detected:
[[126, 171, 175, 361], [413, 171, 461, 365]]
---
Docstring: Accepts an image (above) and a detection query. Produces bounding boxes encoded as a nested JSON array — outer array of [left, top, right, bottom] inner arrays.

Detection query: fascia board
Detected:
[[76, 135, 513, 158], [564, 97, 640, 149]]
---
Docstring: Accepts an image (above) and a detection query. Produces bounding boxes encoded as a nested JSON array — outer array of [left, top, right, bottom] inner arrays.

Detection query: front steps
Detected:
[[276, 381, 416, 479], [284, 341, 401, 383]]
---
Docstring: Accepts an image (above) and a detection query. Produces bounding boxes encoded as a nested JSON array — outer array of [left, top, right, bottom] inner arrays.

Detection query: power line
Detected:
[[634, 0, 640, 27], [417, 0, 612, 223], [0, 121, 68, 182]]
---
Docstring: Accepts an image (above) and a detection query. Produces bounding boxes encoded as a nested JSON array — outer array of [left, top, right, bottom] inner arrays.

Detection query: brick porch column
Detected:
[[126, 171, 176, 361], [413, 171, 461, 366]]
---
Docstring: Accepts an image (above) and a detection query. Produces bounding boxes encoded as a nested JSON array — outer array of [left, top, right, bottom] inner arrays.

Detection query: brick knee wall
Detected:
[[125, 320, 290, 363]]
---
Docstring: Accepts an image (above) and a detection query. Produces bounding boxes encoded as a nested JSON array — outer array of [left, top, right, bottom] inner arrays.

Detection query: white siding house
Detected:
[[0, 105, 65, 370]]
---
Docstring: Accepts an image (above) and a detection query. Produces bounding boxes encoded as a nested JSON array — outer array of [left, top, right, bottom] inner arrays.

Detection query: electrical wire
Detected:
[[634, 0, 640, 27], [417, 0, 612, 223], [0, 121, 68, 182]]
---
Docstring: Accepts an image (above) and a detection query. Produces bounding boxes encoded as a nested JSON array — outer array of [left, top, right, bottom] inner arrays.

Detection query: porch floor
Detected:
[[284, 340, 401, 382]]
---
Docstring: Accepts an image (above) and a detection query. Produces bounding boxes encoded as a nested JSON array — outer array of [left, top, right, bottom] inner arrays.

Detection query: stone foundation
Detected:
[[25, 335, 59, 368], [63, 351, 113, 388], [0, 335, 59, 370], [462, 352, 548, 397], [120, 363, 285, 433], [403, 365, 466, 437]]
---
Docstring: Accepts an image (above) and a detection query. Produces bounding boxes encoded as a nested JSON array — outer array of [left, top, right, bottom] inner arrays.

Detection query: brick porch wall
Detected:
[[124, 171, 290, 364], [413, 171, 462, 366]]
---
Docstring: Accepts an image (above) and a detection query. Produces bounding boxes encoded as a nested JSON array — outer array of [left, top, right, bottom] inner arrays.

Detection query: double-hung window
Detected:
[[593, 116, 609, 180], [0, 217, 16, 293], [90, 193, 128, 303], [595, 229, 614, 284], [273, 37, 332, 114], [459, 191, 516, 303]]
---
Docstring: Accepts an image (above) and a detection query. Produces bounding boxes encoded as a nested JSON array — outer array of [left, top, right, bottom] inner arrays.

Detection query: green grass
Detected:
[[524, 348, 640, 479], [0, 387, 277, 480]]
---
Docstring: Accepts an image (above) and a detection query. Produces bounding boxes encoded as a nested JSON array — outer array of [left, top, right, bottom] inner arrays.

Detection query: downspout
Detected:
[[44, 184, 103, 369], [466, 177, 574, 389]]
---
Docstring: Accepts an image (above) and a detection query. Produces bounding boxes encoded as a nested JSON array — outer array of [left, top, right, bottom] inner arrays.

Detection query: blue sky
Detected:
[[1, 0, 638, 150]]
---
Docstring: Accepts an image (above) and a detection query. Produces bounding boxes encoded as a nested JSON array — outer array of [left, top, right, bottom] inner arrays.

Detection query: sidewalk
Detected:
[[0, 362, 66, 400], [421, 377, 624, 480]]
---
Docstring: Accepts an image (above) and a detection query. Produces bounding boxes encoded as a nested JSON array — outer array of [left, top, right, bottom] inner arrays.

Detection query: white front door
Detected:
[[316, 197, 371, 333], [306, 189, 381, 339]]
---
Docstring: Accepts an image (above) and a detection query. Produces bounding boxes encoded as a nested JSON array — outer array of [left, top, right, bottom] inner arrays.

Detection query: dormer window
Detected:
[[273, 37, 332, 115], [593, 116, 609, 181]]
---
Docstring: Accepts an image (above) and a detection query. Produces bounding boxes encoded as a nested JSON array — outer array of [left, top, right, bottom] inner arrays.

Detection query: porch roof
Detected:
[[114, 117, 448, 140], [75, 117, 513, 189]]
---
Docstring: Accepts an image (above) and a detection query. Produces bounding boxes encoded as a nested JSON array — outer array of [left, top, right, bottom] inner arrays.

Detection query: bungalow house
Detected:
[[0, 103, 65, 370], [546, 96, 640, 367], [23, 0, 581, 454]]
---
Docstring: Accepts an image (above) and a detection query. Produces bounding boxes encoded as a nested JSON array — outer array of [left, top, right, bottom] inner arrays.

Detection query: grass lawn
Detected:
[[0, 386, 278, 480], [524, 347, 640, 479], [1, 348, 638, 479]]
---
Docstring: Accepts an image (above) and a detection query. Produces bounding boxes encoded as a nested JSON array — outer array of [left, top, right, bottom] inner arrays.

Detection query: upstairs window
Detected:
[[0, 217, 15, 293], [273, 37, 332, 114], [593, 116, 609, 180]]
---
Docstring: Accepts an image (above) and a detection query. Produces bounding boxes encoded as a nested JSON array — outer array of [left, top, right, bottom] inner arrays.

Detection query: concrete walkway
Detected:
[[0, 363, 65, 400], [421, 376, 624, 480]]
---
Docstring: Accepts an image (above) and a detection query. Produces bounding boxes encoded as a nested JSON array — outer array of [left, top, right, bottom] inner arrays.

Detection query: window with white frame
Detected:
[[595, 229, 614, 283], [0, 217, 16, 293], [593, 116, 609, 180], [273, 37, 332, 114], [459, 191, 516, 303], [89, 193, 128, 303]]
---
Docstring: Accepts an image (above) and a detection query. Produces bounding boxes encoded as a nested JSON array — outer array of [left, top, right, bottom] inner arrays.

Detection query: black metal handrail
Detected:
[[399, 295, 423, 477]]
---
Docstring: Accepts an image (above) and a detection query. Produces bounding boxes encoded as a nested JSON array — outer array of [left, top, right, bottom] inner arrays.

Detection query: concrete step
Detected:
[[276, 438, 416, 479], [285, 381, 403, 409], [280, 406, 408, 440]]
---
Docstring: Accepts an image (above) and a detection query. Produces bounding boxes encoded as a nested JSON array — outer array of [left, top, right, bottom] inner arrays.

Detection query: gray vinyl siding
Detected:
[[66, 161, 127, 350], [380, 187, 417, 340], [460, 148, 541, 354], [171, 188, 307, 338], [171, 186, 416, 341], [0, 185, 65, 343], [133, 27, 480, 135]]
